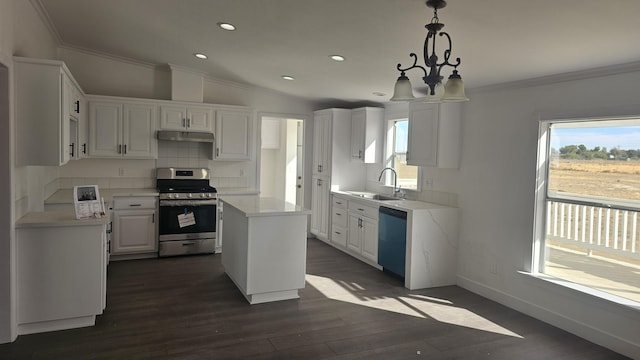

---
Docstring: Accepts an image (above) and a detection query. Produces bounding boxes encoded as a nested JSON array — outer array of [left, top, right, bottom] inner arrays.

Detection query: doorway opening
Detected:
[[259, 115, 304, 207]]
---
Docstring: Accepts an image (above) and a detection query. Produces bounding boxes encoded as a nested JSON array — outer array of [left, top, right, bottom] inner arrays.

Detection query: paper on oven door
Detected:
[[178, 211, 196, 228]]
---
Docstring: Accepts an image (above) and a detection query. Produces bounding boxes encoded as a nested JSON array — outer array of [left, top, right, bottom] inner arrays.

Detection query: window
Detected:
[[534, 117, 640, 303], [384, 119, 419, 190]]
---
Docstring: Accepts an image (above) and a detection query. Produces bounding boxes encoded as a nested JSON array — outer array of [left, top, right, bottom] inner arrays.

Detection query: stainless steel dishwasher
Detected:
[[378, 206, 407, 278]]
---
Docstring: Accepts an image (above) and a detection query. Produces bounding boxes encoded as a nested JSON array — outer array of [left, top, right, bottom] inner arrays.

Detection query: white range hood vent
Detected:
[[169, 64, 205, 102], [157, 130, 214, 143]]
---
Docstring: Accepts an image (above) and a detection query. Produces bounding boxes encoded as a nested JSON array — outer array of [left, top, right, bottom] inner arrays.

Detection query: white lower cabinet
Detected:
[[16, 222, 107, 335], [310, 176, 330, 241], [111, 197, 157, 256], [330, 195, 348, 248], [347, 204, 379, 264], [329, 194, 379, 266]]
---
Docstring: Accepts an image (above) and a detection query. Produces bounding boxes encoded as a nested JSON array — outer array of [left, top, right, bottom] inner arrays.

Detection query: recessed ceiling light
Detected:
[[281, 75, 295, 81], [193, 53, 208, 59], [217, 22, 236, 31], [330, 55, 345, 62]]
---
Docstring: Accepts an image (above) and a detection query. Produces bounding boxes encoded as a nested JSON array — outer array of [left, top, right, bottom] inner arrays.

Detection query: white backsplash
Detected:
[[157, 140, 252, 189]]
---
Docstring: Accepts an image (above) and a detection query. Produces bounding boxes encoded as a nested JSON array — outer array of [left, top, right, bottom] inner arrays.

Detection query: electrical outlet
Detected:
[[489, 261, 498, 275], [424, 178, 433, 189], [118, 167, 124, 176]]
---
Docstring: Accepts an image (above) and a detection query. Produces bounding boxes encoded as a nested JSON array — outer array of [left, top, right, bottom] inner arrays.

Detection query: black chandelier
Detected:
[[390, 0, 467, 102]]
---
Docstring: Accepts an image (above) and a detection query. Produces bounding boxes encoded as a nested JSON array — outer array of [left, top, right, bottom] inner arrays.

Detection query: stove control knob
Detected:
[[200, 193, 206, 198], [188, 193, 193, 198], [206, 193, 211, 198], [168, 193, 174, 199]]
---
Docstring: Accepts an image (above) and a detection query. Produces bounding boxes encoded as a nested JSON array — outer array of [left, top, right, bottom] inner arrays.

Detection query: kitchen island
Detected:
[[220, 196, 311, 304]]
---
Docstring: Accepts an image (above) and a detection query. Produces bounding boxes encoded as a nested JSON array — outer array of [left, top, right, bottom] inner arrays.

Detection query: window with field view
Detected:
[[387, 119, 418, 190], [538, 118, 640, 303]]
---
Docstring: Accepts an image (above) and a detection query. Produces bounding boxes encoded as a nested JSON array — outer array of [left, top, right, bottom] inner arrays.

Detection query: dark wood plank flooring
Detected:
[[0, 238, 629, 359]]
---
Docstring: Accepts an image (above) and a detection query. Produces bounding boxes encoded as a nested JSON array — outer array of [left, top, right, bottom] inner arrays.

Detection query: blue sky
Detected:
[[551, 126, 640, 150]]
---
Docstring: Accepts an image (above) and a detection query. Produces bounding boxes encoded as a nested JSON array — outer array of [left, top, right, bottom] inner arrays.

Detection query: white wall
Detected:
[[457, 69, 640, 357]]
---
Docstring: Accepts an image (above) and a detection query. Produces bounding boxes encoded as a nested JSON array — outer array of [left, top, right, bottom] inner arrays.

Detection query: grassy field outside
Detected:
[[548, 159, 640, 201]]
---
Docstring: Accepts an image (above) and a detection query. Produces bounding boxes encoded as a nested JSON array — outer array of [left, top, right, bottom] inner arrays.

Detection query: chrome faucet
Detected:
[[378, 167, 400, 196]]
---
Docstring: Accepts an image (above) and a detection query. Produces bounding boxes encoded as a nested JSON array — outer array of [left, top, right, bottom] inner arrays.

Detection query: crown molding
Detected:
[[30, 0, 63, 45], [471, 60, 640, 94], [59, 44, 161, 70]]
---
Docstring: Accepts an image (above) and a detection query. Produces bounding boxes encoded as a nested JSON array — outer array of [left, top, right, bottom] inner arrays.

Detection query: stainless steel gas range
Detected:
[[156, 168, 217, 257]]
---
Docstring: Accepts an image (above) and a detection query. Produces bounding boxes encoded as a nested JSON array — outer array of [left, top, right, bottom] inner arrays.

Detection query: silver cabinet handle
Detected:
[[129, 204, 142, 207], [118, 144, 122, 154]]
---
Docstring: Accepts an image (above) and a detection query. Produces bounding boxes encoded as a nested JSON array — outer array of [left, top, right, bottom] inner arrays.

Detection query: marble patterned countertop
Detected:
[[331, 190, 455, 212], [220, 196, 311, 217], [16, 210, 110, 228]]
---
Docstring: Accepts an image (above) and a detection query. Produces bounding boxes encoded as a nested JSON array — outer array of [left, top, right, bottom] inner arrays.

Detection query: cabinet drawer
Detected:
[[112, 197, 157, 210], [332, 196, 348, 209], [332, 208, 348, 228], [348, 201, 378, 219], [331, 226, 347, 248]]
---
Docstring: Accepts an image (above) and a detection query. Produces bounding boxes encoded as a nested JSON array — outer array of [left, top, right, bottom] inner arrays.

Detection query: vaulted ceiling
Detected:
[[38, 0, 640, 104]]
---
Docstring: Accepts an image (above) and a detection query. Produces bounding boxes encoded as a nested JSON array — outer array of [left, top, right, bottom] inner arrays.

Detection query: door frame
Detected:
[[0, 53, 16, 343], [257, 112, 309, 208]]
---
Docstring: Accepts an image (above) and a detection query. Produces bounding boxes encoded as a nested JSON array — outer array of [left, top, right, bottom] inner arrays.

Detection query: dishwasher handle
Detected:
[[379, 206, 407, 219]]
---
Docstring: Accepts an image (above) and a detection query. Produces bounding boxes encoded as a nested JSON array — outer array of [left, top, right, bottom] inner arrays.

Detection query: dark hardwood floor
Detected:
[[0, 238, 629, 359]]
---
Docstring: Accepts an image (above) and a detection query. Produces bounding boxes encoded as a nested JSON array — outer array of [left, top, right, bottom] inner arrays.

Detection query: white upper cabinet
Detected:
[[312, 112, 332, 176], [350, 107, 383, 163], [14, 57, 85, 166], [215, 108, 253, 160], [407, 101, 462, 168], [88, 97, 157, 159], [159, 103, 213, 132]]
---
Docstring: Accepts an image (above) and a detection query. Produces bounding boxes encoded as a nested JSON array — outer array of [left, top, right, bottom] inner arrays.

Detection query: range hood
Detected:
[[157, 130, 214, 143]]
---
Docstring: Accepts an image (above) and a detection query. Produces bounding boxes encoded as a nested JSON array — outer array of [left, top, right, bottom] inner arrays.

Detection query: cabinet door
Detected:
[[350, 109, 365, 161], [310, 176, 330, 241], [361, 216, 379, 262], [312, 112, 331, 175], [159, 105, 187, 130], [215, 109, 252, 160], [407, 102, 439, 167], [77, 96, 88, 158], [347, 213, 362, 253], [89, 102, 122, 157], [122, 102, 157, 158], [186, 106, 214, 132], [112, 210, 157, 254]]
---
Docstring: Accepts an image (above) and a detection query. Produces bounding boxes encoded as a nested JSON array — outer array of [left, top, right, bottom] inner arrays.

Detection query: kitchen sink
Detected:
[[346, 191, 402, 201]]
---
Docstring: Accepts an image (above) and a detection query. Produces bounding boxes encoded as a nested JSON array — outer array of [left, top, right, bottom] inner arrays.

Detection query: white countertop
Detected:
[[332, 190, 455, 212], [16, 210, 110, 228], [45, 188, 159, 205], [221, 196, 311, 217], [216, 187, 260, 196]]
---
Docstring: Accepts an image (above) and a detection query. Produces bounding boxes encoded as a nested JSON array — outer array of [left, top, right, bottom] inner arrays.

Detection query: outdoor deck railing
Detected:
[[546, 200, 640, 261]]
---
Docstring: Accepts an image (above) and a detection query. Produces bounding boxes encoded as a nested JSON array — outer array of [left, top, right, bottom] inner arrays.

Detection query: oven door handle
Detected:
[[159, 199, 218, 206]]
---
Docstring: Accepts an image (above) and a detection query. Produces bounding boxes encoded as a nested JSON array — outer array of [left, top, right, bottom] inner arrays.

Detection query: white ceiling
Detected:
[[38, 0, 640, 105]]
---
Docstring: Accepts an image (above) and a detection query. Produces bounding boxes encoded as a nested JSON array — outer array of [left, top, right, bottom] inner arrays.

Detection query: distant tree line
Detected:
[[551, 145, 640, 160]]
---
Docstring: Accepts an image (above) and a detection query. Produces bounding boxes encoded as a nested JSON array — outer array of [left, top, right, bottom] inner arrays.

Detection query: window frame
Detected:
[[532, 115, 640, 287]]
